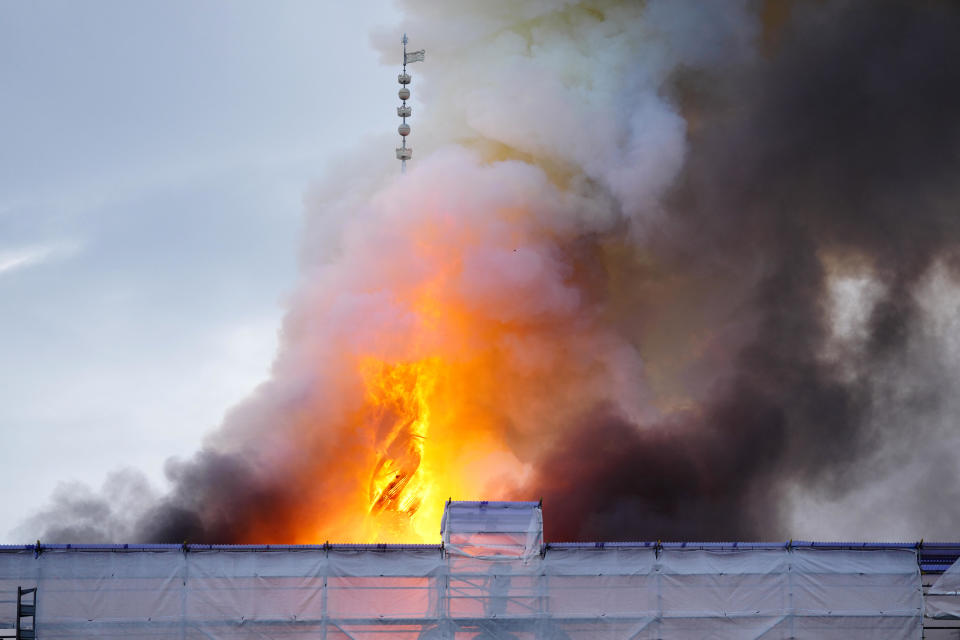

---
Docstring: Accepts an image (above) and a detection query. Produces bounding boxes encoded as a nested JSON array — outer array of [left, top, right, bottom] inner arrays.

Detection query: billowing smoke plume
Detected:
[[22, 0, 960, 543]]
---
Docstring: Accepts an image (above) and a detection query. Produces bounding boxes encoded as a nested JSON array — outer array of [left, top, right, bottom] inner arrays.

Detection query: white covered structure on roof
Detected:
[[0, 501, 935, 639]]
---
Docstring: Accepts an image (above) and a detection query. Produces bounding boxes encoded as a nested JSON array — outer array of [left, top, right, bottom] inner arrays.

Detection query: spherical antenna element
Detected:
[[398, 123, 411, 136], [399, 87, 410, 100]]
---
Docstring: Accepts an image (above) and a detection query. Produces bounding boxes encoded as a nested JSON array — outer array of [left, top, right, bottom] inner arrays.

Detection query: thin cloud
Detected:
[[0, 241, 81, 277]]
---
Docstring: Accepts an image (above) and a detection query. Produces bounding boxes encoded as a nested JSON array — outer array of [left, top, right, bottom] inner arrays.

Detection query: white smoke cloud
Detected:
[[371, 0, 755, 228]]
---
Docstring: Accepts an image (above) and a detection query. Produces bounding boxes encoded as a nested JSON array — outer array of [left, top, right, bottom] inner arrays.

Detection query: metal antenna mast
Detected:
[[396, 33, 424, 173]]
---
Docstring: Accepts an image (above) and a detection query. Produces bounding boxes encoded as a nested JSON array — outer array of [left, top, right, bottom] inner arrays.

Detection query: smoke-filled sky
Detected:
[[7, 0, 960, 544]]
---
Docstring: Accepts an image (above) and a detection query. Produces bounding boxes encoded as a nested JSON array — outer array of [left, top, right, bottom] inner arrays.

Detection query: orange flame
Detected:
[[249, 170, 603, 545], [350, 349, 529, 543], [363, 358, 436, 526]]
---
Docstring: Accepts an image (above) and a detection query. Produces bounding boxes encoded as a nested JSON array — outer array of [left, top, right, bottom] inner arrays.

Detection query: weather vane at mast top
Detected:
[[396, 33, 424, 174]]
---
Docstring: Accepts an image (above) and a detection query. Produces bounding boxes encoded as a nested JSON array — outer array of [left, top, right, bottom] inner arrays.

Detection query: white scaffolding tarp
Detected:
[[442, 501, 543, 559], [0, 502, 923, 638], [0, 545, 922, 639], [926, 556, 960, 619]]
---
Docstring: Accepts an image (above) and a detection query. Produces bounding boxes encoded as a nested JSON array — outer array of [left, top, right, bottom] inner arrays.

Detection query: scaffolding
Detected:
[[0, 501, 941, 639]]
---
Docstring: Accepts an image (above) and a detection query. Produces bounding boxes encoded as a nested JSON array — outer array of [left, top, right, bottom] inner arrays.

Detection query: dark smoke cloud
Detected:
[[133, 451, 292, 543], [20, 0, 960, 543], [528, 0, 960, 541]]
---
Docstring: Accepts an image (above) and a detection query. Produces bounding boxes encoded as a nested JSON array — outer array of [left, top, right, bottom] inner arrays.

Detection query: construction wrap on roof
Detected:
[[441, 500, 543, 559], [927, 556, 960, 619], [0, 545, 922, 639], [0, 503, 924, 639]]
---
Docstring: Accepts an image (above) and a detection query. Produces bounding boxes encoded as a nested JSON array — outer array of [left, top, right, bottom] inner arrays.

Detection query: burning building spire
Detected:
[[19, 1, 960, 548], [395, 33, 424, 173]]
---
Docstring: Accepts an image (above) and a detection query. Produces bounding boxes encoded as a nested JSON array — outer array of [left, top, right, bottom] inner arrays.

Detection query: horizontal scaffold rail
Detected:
[[2, 540, 955, 572]]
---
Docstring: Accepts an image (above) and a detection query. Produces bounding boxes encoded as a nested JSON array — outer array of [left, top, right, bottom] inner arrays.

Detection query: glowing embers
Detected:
[[362, 358, 439, 521]]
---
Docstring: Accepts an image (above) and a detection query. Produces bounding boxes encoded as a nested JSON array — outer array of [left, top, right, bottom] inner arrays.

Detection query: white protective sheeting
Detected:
[[0, 545, 922, 639], [442, 501, 543, 560], [926, 556, 960, 619]]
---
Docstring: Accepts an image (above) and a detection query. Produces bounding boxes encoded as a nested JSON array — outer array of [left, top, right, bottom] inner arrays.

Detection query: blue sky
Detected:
[[0, 0, 399, 539]]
